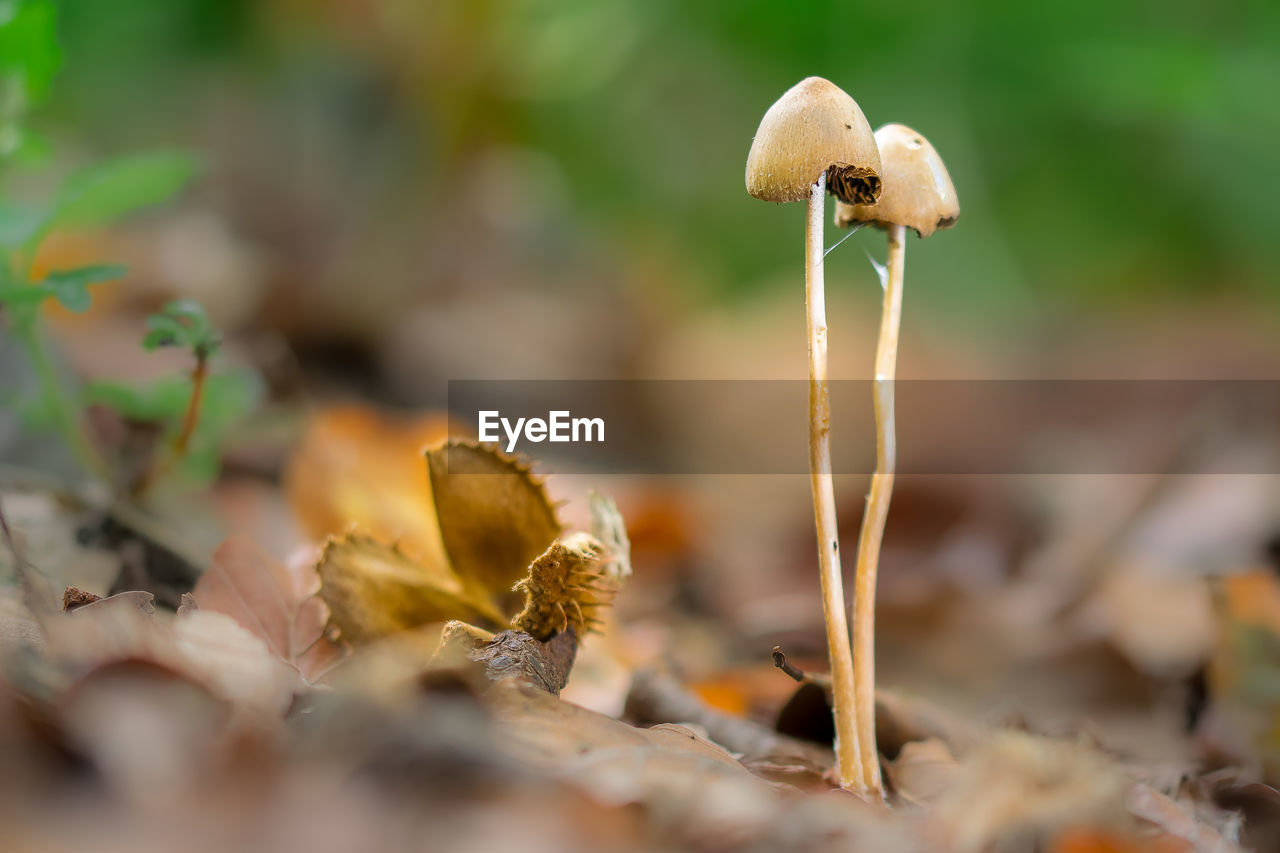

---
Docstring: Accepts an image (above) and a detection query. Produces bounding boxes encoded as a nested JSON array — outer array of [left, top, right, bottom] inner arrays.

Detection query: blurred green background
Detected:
[[9, 0, 1280, 393]]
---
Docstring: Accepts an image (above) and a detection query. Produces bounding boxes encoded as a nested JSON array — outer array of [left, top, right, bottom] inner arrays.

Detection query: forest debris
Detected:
[[888, 738, 961, 806], [310, 441, 576, 645], [1127, 784, 1243, 853], [64, 589, 157, 616], [931, 731, 1133, 852], [470, 629, 580, 694], [775, 675, 981, 759], [170, 610, 300, 717], [625, 668, 834, 770], [425, 440, 562, 615], [284, 405, 452, 565], [489, 678, 780, 847], [316, 533, 503, 643], [512, 533, 610, 639], [57, 658, 231, 805], [61, 586, 103, 611], [42, 590, 300, 719], [193, 536, 343, 680], [1083, 561, 1214, 677], [588, 490, 632, 581]]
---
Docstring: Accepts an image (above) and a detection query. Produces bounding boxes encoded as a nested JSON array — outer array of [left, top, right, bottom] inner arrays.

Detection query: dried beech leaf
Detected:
[[426, 440, 561, 614], [316, 533, 505, 644], [193, 537, 343, 681], [44, 592, 299, 719], [171, 611, 299, 718], [512, 533, 612, 640], [284, 406, 452, 567]]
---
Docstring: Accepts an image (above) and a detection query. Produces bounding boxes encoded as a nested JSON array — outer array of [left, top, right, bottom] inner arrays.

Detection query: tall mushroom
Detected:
[[834, 123, 958, 792], [745, 76, 881, 792]]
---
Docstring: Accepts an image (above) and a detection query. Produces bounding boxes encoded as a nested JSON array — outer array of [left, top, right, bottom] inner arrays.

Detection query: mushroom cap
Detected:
[[834, 123, 958, 238], [745, 77, 882, 205]]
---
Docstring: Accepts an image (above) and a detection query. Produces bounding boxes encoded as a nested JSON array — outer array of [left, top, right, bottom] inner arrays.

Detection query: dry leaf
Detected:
[[57, 659, 230, 805], [317, 533, 505, 643], [426, 440, 561, 614], [1127, 784, 1240, 853], [1089, 561, 1214, 677], [192, 537, 343, 681], [889, 737, 961, 806], [170, 610, 299, 717], [44, 590, 300, 720], [284, 405, 452, 567], [588, 490, 632, 581], [488, 679, 778, 848], [932, 732, 1132, 853], [1050, 826, 1193, 853]]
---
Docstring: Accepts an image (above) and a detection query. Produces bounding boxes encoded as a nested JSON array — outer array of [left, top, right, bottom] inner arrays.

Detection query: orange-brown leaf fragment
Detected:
[[426, 440, 561, 614], [316, 533, 505, 644], [284, 405, 452, 567]]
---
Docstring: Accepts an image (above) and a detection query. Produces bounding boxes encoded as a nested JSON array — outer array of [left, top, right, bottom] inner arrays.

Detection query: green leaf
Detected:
[[51, 151, 200, 230], [0, 283, 47, 306], [142, 298, 220, 357], [83, 377, 189, 420], [38, 264, 126, 312], [0, 202, 47, 248], [142, 313, 189, 351], [0, 0, 61, 107], [83, 370, 260, 426]]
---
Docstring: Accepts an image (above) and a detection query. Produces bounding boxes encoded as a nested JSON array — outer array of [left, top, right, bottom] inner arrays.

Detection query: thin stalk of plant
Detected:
[[805, 173, 865, 790], [133, 300, 222, 495], [850, 222, 904, 792], [0, 251, 107, 479], [174, 351, 209, 456]]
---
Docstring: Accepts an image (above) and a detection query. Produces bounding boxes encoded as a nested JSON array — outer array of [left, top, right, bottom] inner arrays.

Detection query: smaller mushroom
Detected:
[[834, 123, 958, 237], [835, 124, 958, 794]]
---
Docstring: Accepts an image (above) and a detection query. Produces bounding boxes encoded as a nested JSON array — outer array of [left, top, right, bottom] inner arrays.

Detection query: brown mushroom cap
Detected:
[[745, 77, 882, 205], [834, 124, 958, 238]]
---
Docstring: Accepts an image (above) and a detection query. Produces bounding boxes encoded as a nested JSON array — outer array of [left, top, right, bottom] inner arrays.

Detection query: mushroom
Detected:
[[745, 76, 882, 793], [834, 123, 958, 793]]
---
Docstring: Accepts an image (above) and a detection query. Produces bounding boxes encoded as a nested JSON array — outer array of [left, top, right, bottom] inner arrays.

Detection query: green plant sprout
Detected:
[[133, 300, 220, 488], [0, 0, 199, 483]]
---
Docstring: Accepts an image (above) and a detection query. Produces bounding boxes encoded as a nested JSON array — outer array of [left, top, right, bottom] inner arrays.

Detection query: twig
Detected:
[[772, 645, 807, 682], [625, 669, 833, 769]]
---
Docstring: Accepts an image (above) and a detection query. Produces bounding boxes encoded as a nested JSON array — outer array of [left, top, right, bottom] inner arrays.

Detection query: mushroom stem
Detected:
[[804, 173, 865, 792], [851, 222, 906, 794]]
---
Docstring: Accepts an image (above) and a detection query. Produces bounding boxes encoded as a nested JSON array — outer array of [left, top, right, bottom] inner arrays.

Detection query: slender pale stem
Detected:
[[804, 174, 864, 792], [134, 352, 209, 495], [15, 320, 105, 479], [852, 223, 905, 793]]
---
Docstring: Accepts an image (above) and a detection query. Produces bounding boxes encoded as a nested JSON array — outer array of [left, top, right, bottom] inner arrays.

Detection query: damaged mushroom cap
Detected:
[[745, 76, 882, 205], [835, 124, 958, 238]]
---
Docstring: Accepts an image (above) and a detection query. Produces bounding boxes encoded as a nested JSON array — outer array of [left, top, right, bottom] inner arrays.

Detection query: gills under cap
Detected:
[[834, 123, 958, 238], [745, 77, 882, 205]]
